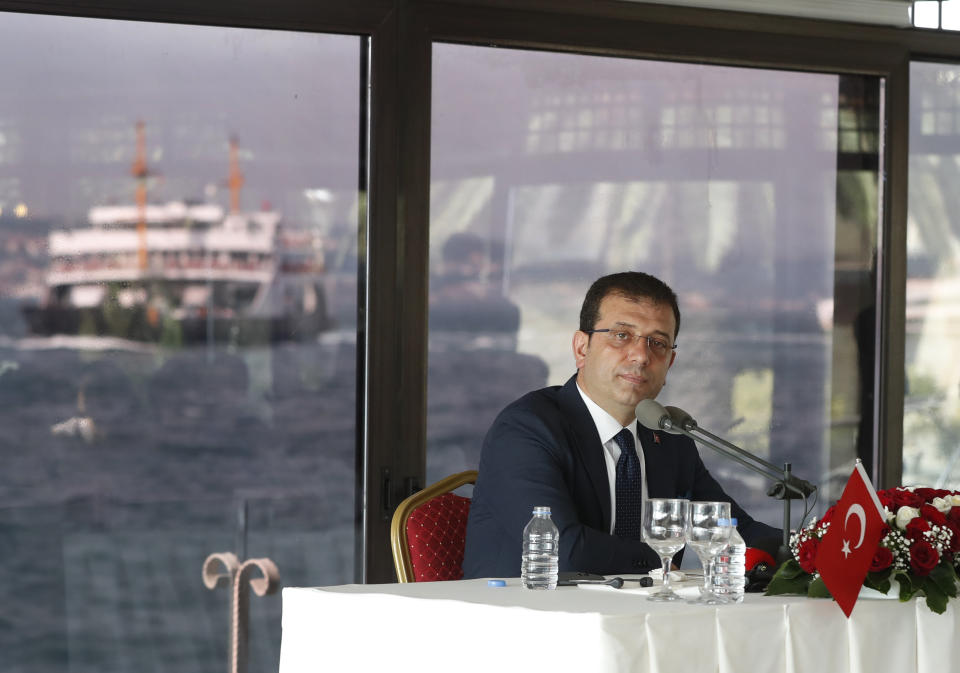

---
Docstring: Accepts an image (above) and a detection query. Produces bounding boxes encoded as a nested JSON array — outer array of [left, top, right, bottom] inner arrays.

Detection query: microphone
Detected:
[[636, 399, 818, 565], [661, 404, 817, 499], [639, 399, 820, 499], [634, 399, 682, 434], [664, 405, 696, 432], [769, 475, 818, 499], [637, 399, 816, 496]]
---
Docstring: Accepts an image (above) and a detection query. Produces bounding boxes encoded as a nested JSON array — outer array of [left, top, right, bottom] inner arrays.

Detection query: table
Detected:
[[279, 577, 960, 673]]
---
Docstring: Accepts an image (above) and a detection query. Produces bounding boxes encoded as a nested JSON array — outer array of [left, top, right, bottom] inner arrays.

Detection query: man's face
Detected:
[[573, 293, 677, 426]]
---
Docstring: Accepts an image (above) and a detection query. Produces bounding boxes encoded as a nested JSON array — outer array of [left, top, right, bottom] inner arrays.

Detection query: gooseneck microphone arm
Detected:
[[666, 408, 816, 500], [635, 398, 818, 564]]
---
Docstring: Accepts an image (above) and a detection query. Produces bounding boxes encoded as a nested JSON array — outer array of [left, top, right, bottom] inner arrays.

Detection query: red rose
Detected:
[[886, 488, 906, 505], [917, 487, 951, 501], [948, 507, 960, 526], [890, 489, 924, 508], [921, 504, 948, 526], [910, 540, 940, 576], [797, 538, 819, 574], [905, 517, 931, 540], [878, 491, 895, 510], [916, 488, 940, 502], [870, 546, 894, 572]]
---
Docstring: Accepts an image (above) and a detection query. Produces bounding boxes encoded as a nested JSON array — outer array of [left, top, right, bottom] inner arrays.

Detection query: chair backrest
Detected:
[[390, 470, 478, 582]]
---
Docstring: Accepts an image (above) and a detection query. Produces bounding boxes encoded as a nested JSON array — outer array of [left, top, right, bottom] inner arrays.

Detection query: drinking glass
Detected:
[[641, 498, 689, 601], [684, 501, 732, 605]]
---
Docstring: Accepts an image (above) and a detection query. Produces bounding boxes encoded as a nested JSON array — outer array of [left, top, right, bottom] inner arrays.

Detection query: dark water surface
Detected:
[[0, 336, 357, 673]]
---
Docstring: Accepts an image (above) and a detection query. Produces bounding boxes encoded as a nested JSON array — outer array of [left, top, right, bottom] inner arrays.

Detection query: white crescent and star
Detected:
[[841, 504, 867, 559]]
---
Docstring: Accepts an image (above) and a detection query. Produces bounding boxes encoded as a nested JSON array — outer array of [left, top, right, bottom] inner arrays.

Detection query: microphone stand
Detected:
[[667, 419, 815, 566]]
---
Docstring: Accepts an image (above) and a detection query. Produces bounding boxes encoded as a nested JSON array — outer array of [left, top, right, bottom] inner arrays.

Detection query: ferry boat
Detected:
[[21, 125, 330, 344]]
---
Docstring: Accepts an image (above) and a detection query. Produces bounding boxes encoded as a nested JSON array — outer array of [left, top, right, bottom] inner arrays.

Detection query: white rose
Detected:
[[950, 495, 960, 507], [895, 506, 920, 530], [933, 496, 953, 514]]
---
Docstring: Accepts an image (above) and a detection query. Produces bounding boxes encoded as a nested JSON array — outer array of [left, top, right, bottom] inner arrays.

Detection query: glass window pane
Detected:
[[428, 45, 880, 533], [905, 61, 960, 489], [943, 0, 960, 29], [0, 13, 360, 672], [914, 1, 942, 28]]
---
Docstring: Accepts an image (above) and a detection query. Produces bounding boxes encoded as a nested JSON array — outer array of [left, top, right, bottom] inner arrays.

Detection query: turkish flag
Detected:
[[815, 461, 887, 617]]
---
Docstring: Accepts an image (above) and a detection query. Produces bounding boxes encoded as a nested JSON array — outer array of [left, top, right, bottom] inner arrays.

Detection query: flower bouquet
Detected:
[[766, 486, 960, 614]]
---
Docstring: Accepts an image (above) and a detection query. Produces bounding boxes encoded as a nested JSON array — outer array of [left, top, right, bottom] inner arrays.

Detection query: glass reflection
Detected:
[[427, 45, 881, 526], [0, 13, 360, 673], [24, 127, 330, 346], [905, 61, 960, 489]]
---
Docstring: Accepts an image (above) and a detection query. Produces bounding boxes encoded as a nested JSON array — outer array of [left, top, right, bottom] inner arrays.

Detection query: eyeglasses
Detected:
[[583, 328, 677, 358]]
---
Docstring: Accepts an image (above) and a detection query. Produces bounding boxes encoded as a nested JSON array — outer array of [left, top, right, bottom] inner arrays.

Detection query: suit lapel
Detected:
[[639, 424, 683, 499], [557, 375, 612, 530], [637, 423, 658, 496]]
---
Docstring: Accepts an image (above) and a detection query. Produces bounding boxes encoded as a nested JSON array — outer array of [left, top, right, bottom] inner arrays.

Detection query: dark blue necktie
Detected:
[[613, 428, 643, 539]]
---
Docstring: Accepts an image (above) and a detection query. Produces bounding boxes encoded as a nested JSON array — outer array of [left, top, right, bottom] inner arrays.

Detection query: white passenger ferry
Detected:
[[22, 126, 329, 344]]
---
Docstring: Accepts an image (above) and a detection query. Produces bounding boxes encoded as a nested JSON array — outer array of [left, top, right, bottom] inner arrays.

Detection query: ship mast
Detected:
[[228, 135, 245, 214], [131, 120, 149, 271]]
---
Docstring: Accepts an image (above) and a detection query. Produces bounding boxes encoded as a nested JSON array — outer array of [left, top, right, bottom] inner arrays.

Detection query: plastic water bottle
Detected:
[[521, 506, 559, 590], [714, 517, 746, 602]]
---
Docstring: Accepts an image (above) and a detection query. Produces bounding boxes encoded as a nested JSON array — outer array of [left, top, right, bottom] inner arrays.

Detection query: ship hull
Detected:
[[21, 303, 330, 345]]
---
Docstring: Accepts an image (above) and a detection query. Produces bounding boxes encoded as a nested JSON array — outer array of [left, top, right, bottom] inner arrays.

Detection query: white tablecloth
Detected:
[[279, 577, 960, 673]]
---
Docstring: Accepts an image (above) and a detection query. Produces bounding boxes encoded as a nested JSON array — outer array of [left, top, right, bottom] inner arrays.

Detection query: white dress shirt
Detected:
[[576, 382, 649, 535]]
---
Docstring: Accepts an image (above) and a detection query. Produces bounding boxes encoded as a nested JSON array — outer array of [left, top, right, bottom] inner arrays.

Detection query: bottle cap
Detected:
[[487, 579, 506, 587]]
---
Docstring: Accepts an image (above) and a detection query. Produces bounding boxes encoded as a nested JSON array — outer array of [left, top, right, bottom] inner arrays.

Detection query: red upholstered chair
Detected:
[[390, 470, 477, 582]]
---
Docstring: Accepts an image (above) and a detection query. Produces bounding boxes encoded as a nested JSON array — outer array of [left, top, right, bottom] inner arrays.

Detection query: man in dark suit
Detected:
[[463, 271, 780, 578]]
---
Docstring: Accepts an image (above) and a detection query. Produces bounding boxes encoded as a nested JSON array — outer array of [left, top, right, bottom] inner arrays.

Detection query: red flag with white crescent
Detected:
[[814, 461, 887, 617]]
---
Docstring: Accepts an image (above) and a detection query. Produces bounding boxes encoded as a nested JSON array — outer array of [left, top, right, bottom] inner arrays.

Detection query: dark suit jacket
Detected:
[[463, 374, 781, 578]]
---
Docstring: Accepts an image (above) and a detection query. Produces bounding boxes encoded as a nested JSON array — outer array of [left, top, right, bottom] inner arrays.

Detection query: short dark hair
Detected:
[[578, 271, 681, 338]]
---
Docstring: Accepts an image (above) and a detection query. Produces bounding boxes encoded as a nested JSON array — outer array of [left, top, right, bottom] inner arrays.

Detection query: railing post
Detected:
[[203, 552, 280, 673]]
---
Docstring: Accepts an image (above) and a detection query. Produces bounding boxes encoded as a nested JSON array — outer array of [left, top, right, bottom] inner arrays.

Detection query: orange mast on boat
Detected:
[[130, 120, 149, 271], [227, 135, 245, 214]]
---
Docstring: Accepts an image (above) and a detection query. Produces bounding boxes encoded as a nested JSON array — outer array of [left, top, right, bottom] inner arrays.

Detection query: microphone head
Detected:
[[635, 399, 671, 431], [664, 405, 697, 432]]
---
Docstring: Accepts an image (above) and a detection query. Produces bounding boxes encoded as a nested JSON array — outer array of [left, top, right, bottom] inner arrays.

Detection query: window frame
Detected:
[[5, 0, 958, 581]]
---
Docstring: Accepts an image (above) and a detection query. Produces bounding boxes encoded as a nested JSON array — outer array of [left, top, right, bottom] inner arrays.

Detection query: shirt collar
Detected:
[[575, 381, 637, 445]]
